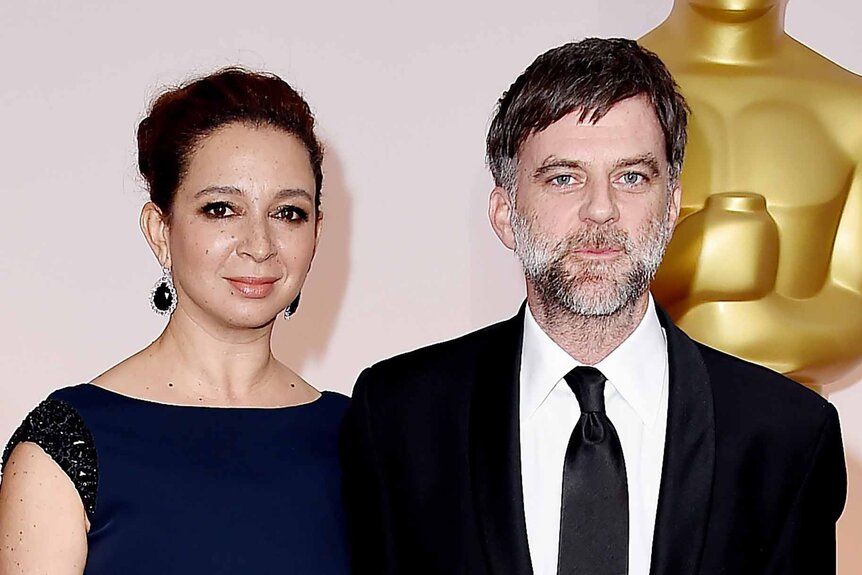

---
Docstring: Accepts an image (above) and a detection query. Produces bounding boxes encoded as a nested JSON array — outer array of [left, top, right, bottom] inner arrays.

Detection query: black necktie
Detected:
[[557, 366, 628, 575]]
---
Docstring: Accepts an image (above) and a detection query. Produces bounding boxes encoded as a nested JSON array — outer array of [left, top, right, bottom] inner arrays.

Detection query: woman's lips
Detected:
[[225, 277, 279, 299]]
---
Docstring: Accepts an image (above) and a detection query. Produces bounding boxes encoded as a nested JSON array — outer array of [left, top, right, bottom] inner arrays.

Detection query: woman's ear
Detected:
[[314, 210, 324, 253], [140, 202, 171, 268]]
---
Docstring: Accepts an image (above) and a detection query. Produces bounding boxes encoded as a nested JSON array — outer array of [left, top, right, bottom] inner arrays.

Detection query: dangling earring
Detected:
[[150, 266, 177, 316], [284, 293, 301, 320]]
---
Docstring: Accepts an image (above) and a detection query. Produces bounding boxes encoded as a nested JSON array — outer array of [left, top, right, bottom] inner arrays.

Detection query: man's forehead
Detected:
[[520, 97, 666, 161]]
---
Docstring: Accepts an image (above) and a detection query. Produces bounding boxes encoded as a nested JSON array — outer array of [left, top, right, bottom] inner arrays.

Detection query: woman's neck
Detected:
[[152, 308, 281, 404]]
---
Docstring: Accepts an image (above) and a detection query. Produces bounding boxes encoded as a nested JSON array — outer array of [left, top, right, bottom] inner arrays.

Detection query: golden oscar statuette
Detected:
[[641, 0, 862, 388]]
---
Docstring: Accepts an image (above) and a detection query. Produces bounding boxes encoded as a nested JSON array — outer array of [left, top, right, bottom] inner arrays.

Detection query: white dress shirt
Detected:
[[519, 295, 669, 575]]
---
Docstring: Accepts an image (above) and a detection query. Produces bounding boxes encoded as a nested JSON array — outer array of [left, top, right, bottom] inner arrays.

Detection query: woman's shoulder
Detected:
[[2, 385, 99, 517], [319, 389, 349, 403], [47, 382, 103, 403], [314, 390, 350, 415], [8, 383, 105, 439], [273, 390, 350, 437], [274, 361, 348, 413]]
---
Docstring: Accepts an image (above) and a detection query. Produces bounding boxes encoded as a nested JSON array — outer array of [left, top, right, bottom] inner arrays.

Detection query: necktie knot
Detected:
[[564, 366, 607, 414]]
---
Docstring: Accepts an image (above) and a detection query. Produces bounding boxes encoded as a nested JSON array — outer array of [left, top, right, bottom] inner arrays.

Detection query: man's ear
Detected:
[[140, 202, 171, 268], [489, 187, 517, 251], [668, 181, 683, 231]]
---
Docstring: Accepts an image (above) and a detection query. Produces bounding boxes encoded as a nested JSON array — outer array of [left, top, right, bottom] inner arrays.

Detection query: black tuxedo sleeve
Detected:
[[765, 403, 846, 574], [341, 367, 397, 575]]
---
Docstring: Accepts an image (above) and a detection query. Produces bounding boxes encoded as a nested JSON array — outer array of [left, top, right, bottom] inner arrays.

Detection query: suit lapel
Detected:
[[469, 309, 534, 575], [467, 305, 716, 574], [650, 307, 716, 575]]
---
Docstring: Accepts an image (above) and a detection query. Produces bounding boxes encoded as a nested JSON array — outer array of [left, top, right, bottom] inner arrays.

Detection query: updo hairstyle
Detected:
[[137, 67, 324, 216]]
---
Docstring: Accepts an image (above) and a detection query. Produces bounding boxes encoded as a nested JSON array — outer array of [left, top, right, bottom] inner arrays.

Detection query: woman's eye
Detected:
[[550, 174, 576, 187], [273, 206, 310, 222], [201, 202, 236, 218]]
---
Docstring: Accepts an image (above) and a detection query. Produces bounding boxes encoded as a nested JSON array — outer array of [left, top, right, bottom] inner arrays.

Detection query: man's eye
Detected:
[[201, 202, 236, 218], [550, 174, 576, 187], [619, 172, 646, 186], [273, 206, 310, 222]]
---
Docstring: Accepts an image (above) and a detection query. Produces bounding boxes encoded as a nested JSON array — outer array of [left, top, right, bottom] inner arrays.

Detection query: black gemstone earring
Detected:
[[284, 293, 301, 320], [150, 267, 177, 316]]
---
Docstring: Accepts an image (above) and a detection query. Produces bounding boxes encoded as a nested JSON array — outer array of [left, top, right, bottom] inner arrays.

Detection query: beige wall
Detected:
[[1, 0, 860, 570]]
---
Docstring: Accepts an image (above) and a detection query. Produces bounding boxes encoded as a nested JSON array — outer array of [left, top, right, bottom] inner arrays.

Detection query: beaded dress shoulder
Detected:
[[1, 398, 98, 516]]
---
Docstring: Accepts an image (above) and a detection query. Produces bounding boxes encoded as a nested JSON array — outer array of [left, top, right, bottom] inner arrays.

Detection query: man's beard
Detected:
[[511, 204, 672, 318]]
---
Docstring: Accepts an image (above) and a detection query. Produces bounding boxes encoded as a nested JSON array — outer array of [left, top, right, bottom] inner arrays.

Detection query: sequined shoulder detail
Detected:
[[1, 398, 98, 517]]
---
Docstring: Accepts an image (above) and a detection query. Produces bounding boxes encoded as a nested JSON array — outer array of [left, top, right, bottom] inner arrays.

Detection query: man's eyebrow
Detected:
[[613, 153, 661, 176], [532, 158, 588, 180]]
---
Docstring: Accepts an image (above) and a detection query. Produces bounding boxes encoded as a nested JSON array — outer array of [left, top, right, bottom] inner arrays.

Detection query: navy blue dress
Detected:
[[1, 384, 351, 574]]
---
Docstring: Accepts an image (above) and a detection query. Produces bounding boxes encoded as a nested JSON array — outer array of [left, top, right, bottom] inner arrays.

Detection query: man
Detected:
[[341, 38, 846, 575]]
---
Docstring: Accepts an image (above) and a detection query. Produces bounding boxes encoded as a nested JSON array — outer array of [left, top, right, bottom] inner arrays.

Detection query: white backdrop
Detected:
[[2, 0, 861, 571]]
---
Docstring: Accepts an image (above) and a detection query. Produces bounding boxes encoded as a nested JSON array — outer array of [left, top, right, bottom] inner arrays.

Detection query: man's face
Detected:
[[490, 96, 681, 317]]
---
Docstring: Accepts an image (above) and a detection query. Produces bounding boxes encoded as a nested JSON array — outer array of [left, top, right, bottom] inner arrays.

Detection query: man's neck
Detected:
[[663, 2, 787, 64], [527, 290, 650, 366]]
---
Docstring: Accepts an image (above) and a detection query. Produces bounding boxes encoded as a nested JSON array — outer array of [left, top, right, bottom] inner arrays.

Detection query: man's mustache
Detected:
[[564, 227, 632, 254]]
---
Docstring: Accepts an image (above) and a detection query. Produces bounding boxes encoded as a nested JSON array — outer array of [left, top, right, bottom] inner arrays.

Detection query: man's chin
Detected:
[[566, 296, 627, 317], [542, 282, 627, 317]]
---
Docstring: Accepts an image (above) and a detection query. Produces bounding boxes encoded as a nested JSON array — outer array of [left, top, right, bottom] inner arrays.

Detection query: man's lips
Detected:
[[225, 277, 280, 298], [573, 247, 624, 257]]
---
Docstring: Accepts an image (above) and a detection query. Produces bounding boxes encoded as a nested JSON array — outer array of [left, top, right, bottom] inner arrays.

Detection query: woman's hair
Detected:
[[137, 67, 324, 215]]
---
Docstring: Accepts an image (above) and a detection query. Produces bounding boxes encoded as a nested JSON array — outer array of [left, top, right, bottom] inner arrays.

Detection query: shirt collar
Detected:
[[519, 295, 667, 428]]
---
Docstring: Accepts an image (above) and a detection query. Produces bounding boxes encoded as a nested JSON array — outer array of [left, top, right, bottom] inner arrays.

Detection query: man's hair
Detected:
[[486, 38, 689, 194]]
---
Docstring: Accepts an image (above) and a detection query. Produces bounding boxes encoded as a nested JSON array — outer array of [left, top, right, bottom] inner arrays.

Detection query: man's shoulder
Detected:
[[658, 306, 834, 429], [352, 314, 520, 403], [367, 315, 517, 378], [691, 340, 845, 514], [694, 340, 837, 436], [696, 341, 828, 406]]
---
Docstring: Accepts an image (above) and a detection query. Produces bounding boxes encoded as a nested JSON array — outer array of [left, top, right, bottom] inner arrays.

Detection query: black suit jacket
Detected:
[[341, 307, 846, 574]]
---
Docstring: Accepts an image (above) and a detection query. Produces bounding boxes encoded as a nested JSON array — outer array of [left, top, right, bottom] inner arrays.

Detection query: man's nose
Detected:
[[579, 179, 619, 226]]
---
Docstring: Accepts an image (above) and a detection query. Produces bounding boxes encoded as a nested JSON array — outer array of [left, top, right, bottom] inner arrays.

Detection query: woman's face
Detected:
[[151, 123, 320, 330]]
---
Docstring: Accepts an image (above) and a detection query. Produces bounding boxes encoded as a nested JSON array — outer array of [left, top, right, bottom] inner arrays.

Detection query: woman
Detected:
[[0, 68, 350, 573]]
